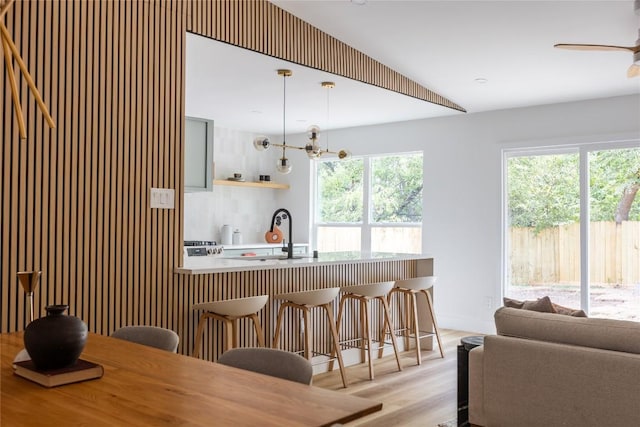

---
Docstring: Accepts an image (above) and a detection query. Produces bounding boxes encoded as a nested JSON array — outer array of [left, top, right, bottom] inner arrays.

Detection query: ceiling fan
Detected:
[[554, 0, 640, 78]]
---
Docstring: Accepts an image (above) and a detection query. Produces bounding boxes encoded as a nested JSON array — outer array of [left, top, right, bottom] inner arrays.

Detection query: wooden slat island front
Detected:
[[175, 252, 435, 363]]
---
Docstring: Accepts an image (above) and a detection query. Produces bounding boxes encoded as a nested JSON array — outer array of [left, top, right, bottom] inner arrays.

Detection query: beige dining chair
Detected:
[[217, 347, 313, 385], [111, 325, 180, 353]]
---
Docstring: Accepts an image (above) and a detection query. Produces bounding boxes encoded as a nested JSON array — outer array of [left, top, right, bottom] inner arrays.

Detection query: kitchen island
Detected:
[[174, 252, 435, 365]]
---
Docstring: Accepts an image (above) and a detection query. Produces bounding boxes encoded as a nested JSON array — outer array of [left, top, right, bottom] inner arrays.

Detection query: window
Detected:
[[503, 143, 640, 320], [313, 152, 423, 253]]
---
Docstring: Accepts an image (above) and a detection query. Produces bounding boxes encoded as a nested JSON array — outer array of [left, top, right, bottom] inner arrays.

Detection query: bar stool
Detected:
[[331, 281, 402, 380], [272, 287, 348, 388], [389, 276, 444, 365], [192, 295, 268, 358]]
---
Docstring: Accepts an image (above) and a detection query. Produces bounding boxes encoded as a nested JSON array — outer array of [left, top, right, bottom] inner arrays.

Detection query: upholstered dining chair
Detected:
[[111, 325, 180, 353], [217, 347, 313, 385]]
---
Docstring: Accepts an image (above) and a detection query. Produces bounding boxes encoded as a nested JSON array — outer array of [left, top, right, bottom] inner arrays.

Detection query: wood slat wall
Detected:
[[183, 0, 465, 113], [1, 0, 185, 335], [1, 1, 434, 358]]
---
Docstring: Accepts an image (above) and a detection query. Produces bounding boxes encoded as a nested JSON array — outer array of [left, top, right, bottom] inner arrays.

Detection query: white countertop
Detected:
[[175, 252, 432, 275]]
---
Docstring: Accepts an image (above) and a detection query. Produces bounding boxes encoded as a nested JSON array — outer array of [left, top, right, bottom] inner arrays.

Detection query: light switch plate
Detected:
[[150, 188, 175, 209]]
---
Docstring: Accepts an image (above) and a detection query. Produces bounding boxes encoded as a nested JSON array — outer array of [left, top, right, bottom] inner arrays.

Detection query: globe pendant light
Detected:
[[276, 69, 292, 174], [252, 72, 350, 172], [305, 125, 322, 158], [276, 156, 292, 174], [306, 82, 351, 160]]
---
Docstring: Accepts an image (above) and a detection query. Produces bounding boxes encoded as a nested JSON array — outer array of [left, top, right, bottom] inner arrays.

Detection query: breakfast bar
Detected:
[[174, 252, 435, 363]]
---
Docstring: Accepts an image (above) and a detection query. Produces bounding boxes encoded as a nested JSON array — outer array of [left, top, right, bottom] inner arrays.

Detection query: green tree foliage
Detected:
[[371, 155, 423, 223], [508, 154, 580, 232], [508, 148, 639, 231], [589, 148, 640, 222], [317, 159, 364, 222], [316, 153, 423, 223]]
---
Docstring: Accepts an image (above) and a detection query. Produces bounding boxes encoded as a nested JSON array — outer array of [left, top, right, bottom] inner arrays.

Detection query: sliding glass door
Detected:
[[504, 143, 639, 320], [505, 151, 582, 310], [587, 147, 640, 320]]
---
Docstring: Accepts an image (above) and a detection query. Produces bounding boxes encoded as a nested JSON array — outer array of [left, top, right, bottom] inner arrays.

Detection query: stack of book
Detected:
[[13, 359, 104, 388]]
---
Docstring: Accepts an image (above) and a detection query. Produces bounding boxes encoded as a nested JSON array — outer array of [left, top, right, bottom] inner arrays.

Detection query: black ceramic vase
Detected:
[[24, 304, 88, 371]]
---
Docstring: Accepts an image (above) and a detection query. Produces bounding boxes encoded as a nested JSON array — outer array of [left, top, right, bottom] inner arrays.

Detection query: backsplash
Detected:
[[184, 126, 282, 244]]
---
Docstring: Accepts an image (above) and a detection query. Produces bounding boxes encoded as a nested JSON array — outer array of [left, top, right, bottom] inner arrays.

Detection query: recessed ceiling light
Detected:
[[474, 78, 488, 84]]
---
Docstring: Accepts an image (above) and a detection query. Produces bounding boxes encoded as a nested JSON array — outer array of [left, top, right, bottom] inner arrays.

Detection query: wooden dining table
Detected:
[[1, 332, 382, 426]]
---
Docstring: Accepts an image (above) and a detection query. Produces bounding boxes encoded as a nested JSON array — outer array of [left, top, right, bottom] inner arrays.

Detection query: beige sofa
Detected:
[[469, 307, 640, 427]]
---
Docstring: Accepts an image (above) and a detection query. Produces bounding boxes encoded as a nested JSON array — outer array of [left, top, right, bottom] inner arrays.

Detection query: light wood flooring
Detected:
[[313, 329, 473, 427]]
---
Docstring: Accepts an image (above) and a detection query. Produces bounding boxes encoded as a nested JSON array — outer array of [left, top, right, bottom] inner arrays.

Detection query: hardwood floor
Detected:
[[313, 329, 474, 426]]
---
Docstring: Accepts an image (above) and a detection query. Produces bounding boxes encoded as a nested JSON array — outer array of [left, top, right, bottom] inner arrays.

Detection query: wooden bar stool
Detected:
[[330, 281, 402, 380], [272, 287, 348, 388], [389, 276, 444, 365], [192, 295, 268, 358]]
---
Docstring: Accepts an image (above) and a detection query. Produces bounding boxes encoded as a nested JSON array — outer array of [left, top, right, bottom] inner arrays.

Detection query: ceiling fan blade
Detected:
[[554, 43, 636, 53], [628, 64, 640, 78]]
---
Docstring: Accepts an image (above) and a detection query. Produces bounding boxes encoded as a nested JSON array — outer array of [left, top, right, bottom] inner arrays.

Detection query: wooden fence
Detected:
[[510, 221, 640, 285], [317, 226, 422, 254]]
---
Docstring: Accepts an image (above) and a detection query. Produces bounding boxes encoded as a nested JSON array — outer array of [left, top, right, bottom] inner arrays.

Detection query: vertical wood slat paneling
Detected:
[[97, 0, 109, 334], [70, 0, 80, 318], [17, 0, 28, 327], [79, 0, 89, 329], [1, 0, 184, 339], [2, 0, 431, 361], [182, 0, 463, 112], [1, 4, 6, 329]]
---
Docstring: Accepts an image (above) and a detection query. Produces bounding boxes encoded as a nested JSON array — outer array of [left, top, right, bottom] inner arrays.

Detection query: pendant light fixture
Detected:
[[253, 69, 292, 174], [253, 71, 351, 174], [304, 81, 350, 160], [276, 69, 292, 174]]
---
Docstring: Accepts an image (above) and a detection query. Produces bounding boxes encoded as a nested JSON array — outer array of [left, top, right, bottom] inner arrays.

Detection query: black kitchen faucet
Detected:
[[269, 208, 294, 259]]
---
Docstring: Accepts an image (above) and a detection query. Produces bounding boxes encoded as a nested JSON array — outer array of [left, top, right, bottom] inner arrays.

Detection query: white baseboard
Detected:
[[438, 314, 495, 335]]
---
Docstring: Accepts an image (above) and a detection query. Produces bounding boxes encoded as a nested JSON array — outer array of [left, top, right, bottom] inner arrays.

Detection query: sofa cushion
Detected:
[[503, 296, 555, 313], [503, 296, 587, 317], [495, 307, 640, 355], [551, 302, 587, 317]]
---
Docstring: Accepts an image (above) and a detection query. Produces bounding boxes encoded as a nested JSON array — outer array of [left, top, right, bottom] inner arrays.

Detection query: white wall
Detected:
[[283, 94, 640, 334], [183, 127, 288, 244]]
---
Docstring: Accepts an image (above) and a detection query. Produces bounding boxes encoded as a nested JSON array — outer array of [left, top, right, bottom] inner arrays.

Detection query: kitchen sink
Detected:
[[228, 255, 306, 261]]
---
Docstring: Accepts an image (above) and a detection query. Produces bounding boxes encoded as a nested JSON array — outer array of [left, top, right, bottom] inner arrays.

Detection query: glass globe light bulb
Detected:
[[305, 142, 321, 158], [276, 156, 292, 174], [253, 136, 271, 151], [306, 125, 321, 141]]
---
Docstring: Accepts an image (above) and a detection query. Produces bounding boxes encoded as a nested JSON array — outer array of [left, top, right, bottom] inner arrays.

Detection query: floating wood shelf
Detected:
[[213, 179, 289, 190]]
